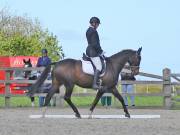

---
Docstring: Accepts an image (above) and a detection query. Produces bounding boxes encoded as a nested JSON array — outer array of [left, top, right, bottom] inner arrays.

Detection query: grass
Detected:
[[0, 96, 180, 109], [0, 96, 164, 107], [0, 97, 38, 107], [172, 96, 180, 109]]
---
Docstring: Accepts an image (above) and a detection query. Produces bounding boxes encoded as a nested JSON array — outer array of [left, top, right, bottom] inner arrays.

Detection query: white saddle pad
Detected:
[[81, 60, 105, 77], [82, 60, 94, 75]]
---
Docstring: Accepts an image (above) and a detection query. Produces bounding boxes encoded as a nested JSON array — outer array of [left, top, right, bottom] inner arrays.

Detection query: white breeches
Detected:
[[91, 57, 102, 71]]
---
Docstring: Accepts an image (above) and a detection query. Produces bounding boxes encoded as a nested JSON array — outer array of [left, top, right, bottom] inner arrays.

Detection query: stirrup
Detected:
[[92, 84, 100, 89]]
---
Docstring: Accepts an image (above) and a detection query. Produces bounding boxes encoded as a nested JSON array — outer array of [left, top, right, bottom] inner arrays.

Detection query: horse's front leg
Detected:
[[89, 89, 104, 119], [112, 87, 130, 118]]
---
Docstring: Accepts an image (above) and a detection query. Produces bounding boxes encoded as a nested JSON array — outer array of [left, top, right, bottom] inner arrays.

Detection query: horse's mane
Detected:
[[110, 49, 136, 59]]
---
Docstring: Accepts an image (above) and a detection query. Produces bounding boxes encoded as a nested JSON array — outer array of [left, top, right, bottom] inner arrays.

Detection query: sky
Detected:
[[1, 0, 180, 77]]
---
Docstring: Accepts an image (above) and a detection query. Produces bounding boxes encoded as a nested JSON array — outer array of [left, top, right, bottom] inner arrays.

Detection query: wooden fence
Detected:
[[0, 67, 180, 109]]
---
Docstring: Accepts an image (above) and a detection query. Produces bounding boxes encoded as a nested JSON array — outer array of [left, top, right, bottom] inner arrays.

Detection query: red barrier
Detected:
[[0, 56, 38, 94]]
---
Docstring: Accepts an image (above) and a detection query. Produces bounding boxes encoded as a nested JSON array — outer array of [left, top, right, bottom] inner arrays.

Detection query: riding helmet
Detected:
[[41, 48, 48, 54]]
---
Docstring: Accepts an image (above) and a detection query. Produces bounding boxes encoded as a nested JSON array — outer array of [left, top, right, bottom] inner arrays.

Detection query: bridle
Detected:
[[127, 53, 141, 75]]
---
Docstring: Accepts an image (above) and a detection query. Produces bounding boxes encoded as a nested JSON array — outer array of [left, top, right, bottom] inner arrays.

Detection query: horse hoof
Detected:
[[75, 114, 81, 118], [125, 113, 130, 118]]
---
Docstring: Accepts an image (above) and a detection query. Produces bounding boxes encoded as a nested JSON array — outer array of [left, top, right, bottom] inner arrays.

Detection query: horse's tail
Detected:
[[27, 62, 57, 96]]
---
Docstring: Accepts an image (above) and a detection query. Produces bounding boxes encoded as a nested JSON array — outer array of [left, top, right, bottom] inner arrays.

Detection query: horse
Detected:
[[28, 48, 142, 118], [23, 59, 37, 107]]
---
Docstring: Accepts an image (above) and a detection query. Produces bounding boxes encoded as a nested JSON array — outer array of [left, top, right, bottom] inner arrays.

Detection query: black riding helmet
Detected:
[[41, 48, 48, 54], [89, 17, 101, 24]]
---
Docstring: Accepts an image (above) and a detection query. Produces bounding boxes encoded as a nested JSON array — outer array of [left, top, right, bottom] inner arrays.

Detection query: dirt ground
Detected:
[[0, 107, 180, 135]]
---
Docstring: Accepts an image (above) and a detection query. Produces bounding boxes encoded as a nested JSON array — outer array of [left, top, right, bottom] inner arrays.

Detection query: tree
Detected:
[[0, 8, 64, 61]]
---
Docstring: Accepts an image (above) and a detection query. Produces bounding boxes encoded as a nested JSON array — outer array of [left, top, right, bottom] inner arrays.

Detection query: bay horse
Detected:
[[28, 48, 142, 118]]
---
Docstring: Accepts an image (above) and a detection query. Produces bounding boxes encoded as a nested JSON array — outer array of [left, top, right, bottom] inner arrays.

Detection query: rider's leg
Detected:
[[92, 69, 100, 89], [91, 57, 102, 89]]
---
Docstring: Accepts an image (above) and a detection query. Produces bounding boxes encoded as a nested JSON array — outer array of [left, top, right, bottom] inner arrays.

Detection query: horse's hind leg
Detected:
[[64, 85, 81, 118], [112, 87, 130, 118], [89, 90, 104, 118]]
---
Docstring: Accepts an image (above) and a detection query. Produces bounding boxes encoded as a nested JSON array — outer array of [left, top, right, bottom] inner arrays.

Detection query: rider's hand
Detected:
[[101, 51, 105, 56]]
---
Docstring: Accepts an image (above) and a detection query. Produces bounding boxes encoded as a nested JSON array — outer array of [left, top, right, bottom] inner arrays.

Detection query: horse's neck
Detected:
[[110, 53, 131, 75]]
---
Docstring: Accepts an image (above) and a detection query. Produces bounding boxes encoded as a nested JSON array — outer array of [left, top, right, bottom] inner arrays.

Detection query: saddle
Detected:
[[82, 53, 106, 77]]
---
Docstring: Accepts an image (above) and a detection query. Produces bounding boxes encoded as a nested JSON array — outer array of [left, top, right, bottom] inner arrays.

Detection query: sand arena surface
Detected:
[[0, 108, 180, 135]]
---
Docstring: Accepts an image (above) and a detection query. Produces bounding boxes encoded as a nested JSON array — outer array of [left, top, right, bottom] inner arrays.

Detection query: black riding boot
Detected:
[[92, 70, 101, 90]]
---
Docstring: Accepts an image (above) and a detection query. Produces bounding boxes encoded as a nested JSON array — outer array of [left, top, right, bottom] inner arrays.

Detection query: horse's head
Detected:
[[23, 58, 32, 78], [128, 47, 142, 75]]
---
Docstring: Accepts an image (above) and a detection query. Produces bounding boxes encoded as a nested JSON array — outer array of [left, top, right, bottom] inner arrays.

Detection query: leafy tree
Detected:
[[0, 8, 64, 62]]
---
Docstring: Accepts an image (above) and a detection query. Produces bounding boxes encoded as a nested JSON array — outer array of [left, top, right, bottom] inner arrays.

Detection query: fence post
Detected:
[[163, 68, 172, 109], [5, 70, 11, 107]]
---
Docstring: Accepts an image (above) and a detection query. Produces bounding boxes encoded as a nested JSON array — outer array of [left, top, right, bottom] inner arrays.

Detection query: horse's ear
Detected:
[[23, 59, 26, 63], [137, 47, 142, 55]]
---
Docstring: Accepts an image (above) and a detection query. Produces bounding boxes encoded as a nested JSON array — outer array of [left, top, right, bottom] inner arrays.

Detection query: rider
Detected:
[[86, 17, 103, 90], [37, 49, 51, 67]]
